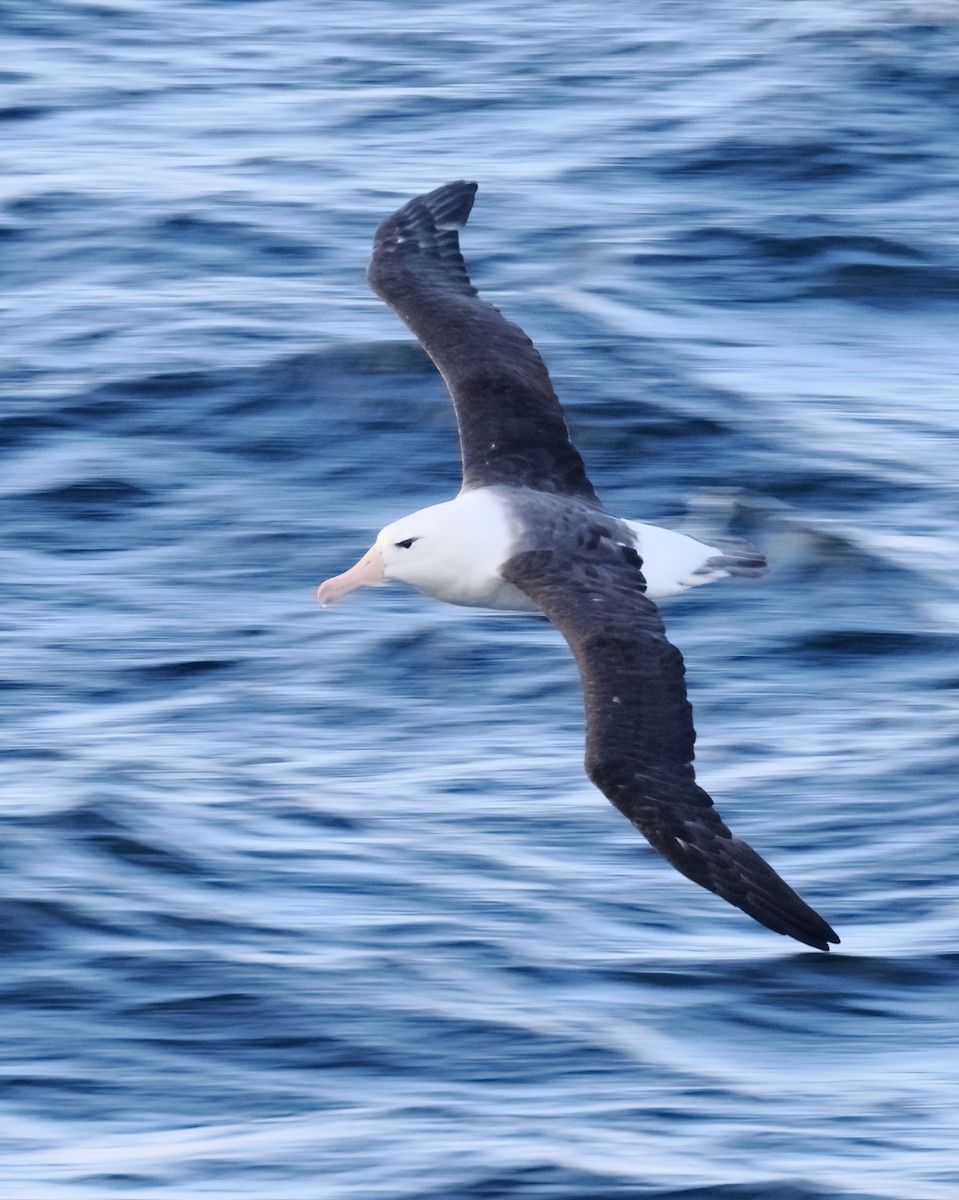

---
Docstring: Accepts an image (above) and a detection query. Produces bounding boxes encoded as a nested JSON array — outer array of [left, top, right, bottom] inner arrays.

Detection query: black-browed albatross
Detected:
[[319, 181, 839, 952]]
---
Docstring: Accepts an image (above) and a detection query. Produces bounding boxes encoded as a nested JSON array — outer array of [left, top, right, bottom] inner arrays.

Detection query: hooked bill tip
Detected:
[[316, 545, 385, 608]]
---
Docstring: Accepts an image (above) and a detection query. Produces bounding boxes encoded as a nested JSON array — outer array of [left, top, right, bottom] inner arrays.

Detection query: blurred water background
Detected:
[[3, 1, 959, 1197]]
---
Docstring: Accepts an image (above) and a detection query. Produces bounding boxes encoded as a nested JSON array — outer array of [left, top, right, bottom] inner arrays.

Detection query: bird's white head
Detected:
[[317, 501, 461, 606], [319, 492, 528, 614], [318, 491, 526, 610]]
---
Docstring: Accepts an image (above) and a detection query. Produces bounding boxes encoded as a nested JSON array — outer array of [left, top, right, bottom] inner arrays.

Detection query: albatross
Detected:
[[319, 181, 839, 952]]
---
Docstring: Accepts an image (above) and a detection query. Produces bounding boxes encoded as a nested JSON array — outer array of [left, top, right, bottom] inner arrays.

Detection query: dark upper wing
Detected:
[[368, 182, 599, 502], [501, 547, 840, 951]]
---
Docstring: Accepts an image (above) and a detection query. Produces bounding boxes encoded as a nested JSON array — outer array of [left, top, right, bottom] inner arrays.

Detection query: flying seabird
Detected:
[[319, 181, 839, 952]]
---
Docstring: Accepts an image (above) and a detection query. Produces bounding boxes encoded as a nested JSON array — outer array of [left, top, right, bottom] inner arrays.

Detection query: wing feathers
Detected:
[[368, 182, 599, 501], [502, 546, 839, 951]]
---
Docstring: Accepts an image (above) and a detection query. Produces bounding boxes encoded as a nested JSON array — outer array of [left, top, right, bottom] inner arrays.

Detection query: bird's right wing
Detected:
[[501, 545, 839, 951]]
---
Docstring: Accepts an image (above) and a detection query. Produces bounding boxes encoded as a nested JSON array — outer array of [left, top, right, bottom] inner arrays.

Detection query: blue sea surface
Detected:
[[3, 2, 959, 1197]]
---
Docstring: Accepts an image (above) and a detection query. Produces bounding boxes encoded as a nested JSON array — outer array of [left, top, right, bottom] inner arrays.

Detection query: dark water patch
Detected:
[[652, 1187, 858, 1200], [6, 190, 84, 218], [420, 1165, 653, 1199], [422, 1173, 848, 1200], [794, 629, 959, 660], [75, 1176, 162, 1192], [0, 742, 65, 759], [85, 834, 207, 878], [29, 478, 155, 521], [810, 261, 959, 304], [663, 138, 859, 185], [0, 1, 149, 37], [397, 1015, 634, 1085], [152, 212, 323, 272], [0, 104, 51, 123], [32, 807, 213, 884], [128, 1000, 399, 1071], [268, 804, 364, 831], [752, 232, 923, 264], [748, 470, 925, 507], [157, 913, 290, 940], [129, 658, 240, 683], [68, 346, 444, 479], [584, 397, 729, 444], [636, 225, 940, 305], [4, 1074, 115, 1100], [1, 979, 103, 1012], [130, 990, 276, 1022], [862, 47, 959, 106], [0, 901, 60, 954], [0, 897, 122, 946], [597, 947, 959, 1010], [37, 802, 129, 834], [94, 370, 217, 403]]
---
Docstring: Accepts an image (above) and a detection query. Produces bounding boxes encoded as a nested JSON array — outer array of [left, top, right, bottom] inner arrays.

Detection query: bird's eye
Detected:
[[395, 537, 418, 549]]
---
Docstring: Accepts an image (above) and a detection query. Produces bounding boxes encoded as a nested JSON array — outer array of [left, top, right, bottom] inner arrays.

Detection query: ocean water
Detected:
[[3, 1, 959, 1196]]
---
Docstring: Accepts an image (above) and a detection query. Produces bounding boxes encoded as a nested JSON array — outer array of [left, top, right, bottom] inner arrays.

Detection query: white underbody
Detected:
[[374, 487, 731, 611]]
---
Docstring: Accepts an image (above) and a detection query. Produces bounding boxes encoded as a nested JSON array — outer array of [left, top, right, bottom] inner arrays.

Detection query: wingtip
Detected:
[[419, 180, 479, 228], [370, 182, 480, 263], [662, 830, 842, 952], [762, 901, 841, 952], [797, 927, 841, 952], [713, 835, 841, 952], [437, 179, 478, 196], [812, 925, 842, 953]]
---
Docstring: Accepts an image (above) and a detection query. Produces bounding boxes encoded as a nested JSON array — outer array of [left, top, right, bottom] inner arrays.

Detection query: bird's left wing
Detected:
[[501, 546, 840, 951], [368, 182, 599, 502]]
